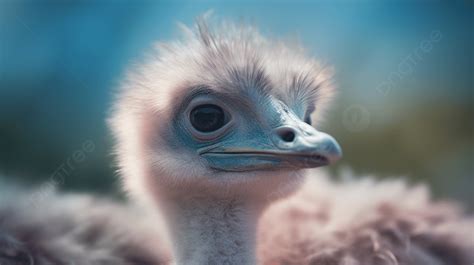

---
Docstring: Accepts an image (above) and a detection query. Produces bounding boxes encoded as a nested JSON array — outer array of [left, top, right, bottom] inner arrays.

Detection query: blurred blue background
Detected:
[[0, 1, 472, 208]]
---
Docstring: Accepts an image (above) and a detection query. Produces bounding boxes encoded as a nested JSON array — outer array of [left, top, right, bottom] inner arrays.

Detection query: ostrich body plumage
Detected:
[[1, 18, 473, 265], [1, 172, 473, 265]]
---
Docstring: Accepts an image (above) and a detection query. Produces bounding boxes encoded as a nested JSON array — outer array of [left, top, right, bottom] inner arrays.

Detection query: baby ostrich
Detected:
[[111, 18, 343, 265], [1, 18, 473, 265]]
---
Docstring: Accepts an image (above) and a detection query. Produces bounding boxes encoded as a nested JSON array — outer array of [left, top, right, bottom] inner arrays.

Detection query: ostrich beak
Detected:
[[201, 119, 342, 172], [270, 125, 342, 166]]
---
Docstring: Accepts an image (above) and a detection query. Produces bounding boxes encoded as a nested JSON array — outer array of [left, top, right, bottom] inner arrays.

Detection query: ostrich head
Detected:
[[111, 19, 341, 202], [110, 18, 342, 265]]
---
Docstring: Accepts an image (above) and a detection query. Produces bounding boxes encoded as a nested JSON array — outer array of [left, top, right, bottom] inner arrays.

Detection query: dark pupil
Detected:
[[190, 104, 225, 132]]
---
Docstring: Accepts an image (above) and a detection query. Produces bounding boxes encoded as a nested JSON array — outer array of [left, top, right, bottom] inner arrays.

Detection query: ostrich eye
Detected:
[[190, 104, 226, 132]]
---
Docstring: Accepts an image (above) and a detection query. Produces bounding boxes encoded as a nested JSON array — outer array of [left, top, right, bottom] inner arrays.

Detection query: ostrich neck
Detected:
[[162, 195, 261, 265]]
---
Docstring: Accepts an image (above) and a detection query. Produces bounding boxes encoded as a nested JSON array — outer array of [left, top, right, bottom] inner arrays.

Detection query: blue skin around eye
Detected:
[[165, 93, 340, 172]]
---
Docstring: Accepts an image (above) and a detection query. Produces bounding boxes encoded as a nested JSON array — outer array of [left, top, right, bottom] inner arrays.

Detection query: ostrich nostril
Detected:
[[277, 128, 296, 142]]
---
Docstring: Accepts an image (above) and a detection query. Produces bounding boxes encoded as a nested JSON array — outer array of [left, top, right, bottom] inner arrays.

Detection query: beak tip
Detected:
[[323, 135, 343, 164]]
